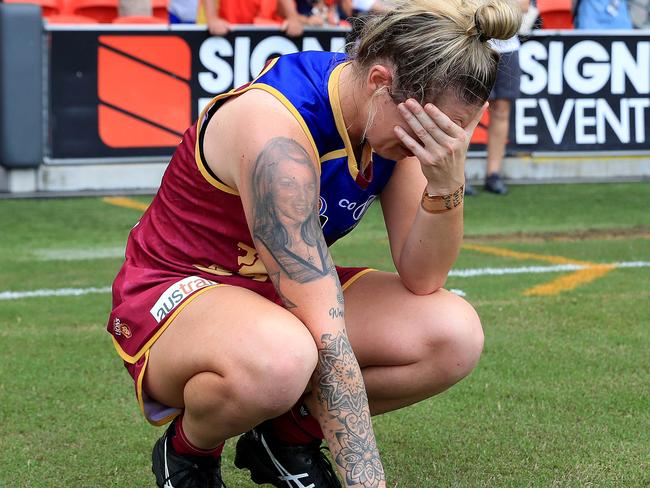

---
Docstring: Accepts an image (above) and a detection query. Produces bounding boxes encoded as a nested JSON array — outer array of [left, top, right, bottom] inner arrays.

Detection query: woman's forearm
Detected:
[[396, 202, 463, 295], [307, 330, 386, 488]]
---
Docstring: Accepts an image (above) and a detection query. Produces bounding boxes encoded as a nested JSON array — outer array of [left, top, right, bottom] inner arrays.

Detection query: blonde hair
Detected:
[[349, 0, 522, 105]]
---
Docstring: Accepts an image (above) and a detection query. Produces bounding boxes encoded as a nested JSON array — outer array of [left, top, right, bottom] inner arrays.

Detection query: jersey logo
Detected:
[[193, 264, 233, 276], [193, 243, 269, 282], [113, 317, 132, 338], [338, 195, 376, 221], [237, 242, 268, 281], [319, 196, 329, 228], [150, 276, 217, 323]]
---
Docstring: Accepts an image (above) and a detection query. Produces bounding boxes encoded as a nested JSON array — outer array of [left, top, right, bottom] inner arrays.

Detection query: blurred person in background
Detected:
[[574, 0, 633, 28], [467, 0, 529, 195], [342, 0, 390, 16], [118, 0, 153, 16], [296, 0, 347, 26], [295, 0, 326, 25], [196, 0, 307, 36], [627, 0, 649, 28]]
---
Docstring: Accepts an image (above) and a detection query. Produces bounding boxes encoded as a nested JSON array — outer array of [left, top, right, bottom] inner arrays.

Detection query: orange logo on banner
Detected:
[[97, 36, 191, 148]]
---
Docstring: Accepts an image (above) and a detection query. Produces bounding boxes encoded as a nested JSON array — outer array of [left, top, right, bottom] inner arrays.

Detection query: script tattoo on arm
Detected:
[[251, 137, 335, 285], [329, 307, 344, 319], [315, 332, 385, 487]]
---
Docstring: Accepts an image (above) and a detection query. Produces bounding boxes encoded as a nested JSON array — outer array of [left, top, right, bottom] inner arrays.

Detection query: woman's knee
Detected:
[[229, 325, 318, 416], [423, 291, 484, 383]]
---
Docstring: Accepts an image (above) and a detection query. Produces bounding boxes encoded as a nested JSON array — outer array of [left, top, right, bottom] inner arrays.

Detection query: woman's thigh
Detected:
[[144, 284, 318, 409], [343, 270, 483, 368]]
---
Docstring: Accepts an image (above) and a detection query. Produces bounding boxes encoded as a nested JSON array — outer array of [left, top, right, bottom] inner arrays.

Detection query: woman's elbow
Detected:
[[399, 272, 448, 296]]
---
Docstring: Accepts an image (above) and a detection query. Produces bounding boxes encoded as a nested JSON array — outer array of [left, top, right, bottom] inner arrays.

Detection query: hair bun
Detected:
[[474, 0, 522, 42]]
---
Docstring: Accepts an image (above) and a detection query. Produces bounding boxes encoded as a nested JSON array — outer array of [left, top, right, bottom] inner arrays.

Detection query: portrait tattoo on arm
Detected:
[[315, 332, 385, 487], [251, 137, 334, 285]]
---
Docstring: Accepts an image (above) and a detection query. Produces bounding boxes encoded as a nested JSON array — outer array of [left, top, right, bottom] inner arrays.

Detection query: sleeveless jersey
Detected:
[[109, 51, 397, 362]]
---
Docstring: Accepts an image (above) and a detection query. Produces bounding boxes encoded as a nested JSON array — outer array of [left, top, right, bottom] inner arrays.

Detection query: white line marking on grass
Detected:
[[1, 262, 648, 300], [449, 264, 586, 277], [449, 261, 650, 278], [615, 261, 650, 268], [33, 247, 125, 261], [0, 287, 111, 300]]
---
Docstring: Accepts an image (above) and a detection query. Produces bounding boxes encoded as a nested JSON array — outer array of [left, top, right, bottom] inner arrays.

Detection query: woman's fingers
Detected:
[[393, 125, 429, 161], [397, 102, 436, 147], [422, 103, 466, 140], [398, 99, 465, 148]]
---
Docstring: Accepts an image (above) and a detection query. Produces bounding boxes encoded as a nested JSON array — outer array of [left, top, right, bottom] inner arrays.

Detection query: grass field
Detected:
[[1, 182, 649, 487]]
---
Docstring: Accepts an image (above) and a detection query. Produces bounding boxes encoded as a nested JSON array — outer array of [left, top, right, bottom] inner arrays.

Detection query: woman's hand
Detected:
[[394, 99, 487, 195]]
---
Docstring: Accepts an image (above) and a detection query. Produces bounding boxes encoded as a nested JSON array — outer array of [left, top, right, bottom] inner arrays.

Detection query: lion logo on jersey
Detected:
[[113, 317, 132, 338]]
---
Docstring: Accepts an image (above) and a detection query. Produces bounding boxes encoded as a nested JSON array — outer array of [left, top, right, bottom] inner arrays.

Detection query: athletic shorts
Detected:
[[489, 51, 521, 101], [114, 266, 376, 425]]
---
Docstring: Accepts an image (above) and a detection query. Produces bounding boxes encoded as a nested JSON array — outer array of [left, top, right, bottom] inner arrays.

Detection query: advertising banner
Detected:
[[48, 27, 347, 160], [514, 33, 650, 153], [48, 28, 650, 162]]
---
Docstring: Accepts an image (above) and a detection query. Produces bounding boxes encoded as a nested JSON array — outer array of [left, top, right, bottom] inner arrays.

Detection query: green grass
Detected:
[[1, 182, 649, 487]]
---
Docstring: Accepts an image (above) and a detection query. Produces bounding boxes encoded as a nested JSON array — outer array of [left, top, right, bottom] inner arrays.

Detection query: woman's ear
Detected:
[[366, 64, 394, 93]]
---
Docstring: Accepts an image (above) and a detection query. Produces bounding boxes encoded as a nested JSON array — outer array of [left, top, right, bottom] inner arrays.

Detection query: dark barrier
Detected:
[[46, 27, 650, 162], [0, 3, 43, 168]]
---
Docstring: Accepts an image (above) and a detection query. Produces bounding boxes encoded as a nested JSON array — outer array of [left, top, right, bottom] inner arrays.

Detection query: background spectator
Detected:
[[168, 0, 198, 23], [299, 0, 351, 26], [295, 0, 326, 26], [470, 0, 530, 195], [196, 0, 306, 36], [340, 0, 389, 17], [574, 0, 633, 28], [118, 0, 152, 16], [628, 0, 649, 28]]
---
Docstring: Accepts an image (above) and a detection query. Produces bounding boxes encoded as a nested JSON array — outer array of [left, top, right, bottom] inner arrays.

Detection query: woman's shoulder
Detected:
[[263, 51, 348, 83], [203, 89, 319, 189]]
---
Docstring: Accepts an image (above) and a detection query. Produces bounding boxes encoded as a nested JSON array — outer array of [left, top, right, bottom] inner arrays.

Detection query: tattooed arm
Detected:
[[237, 131, 386, 487], [310, 332, 385, 487]]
